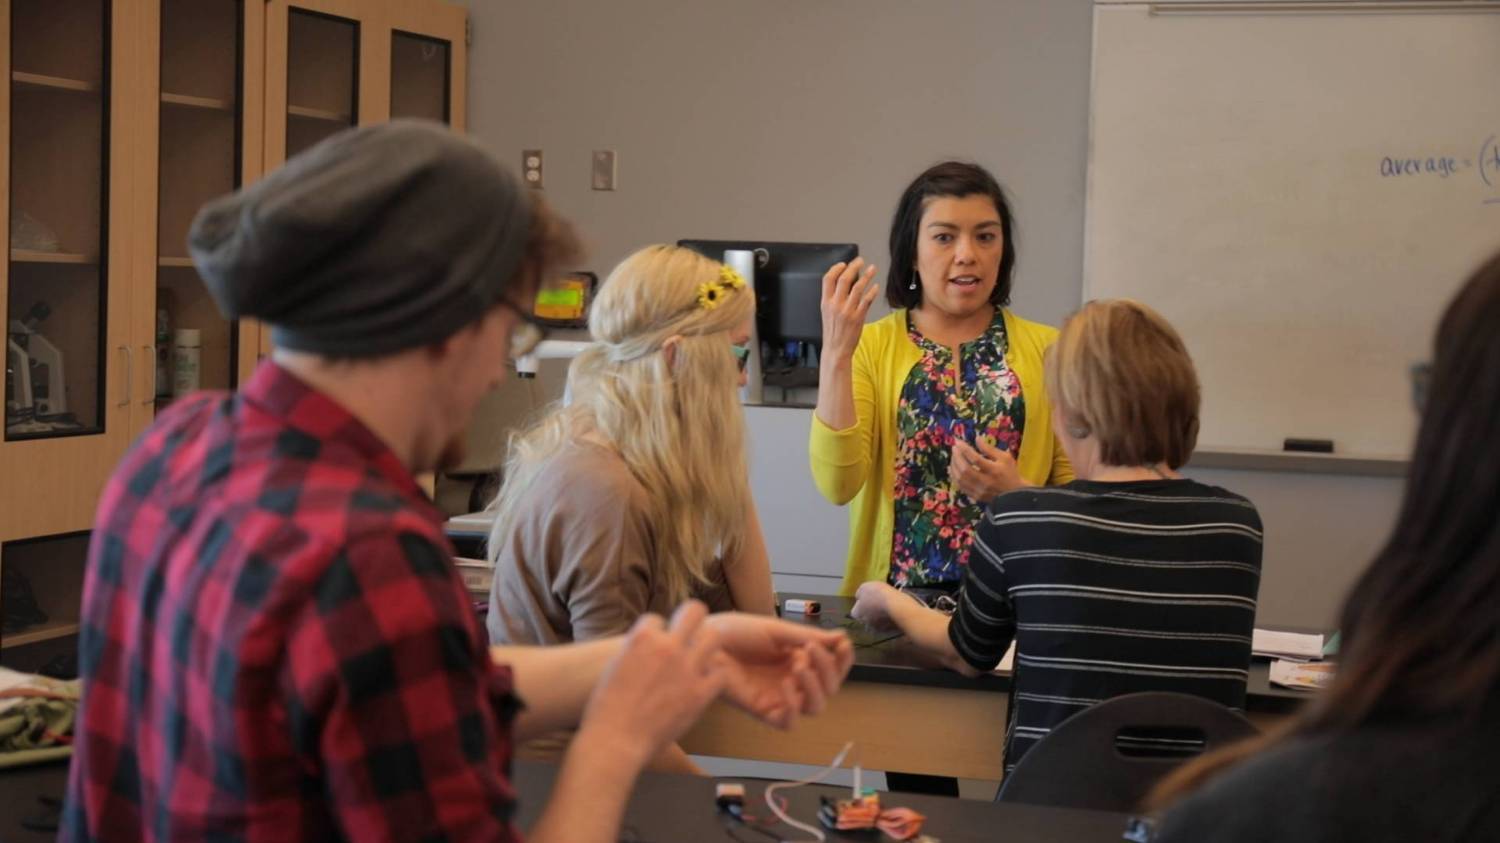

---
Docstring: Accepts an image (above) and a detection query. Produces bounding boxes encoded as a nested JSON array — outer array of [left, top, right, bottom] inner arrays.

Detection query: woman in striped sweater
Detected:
[[851, 299, 1263, 773]]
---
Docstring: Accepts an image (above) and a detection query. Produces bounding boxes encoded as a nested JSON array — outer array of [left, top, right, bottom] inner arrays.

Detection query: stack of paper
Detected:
[[1268, 659, 1336, 691], [1252, 629, 1325, 662], [992, 641, 1017, 674]]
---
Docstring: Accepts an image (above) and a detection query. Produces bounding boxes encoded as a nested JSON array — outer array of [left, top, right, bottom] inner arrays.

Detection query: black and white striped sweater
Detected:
[[946, 478, 1264, 772]]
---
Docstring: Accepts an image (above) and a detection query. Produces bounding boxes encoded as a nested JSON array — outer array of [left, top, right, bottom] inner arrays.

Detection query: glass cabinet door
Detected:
[[260, 0, 367, 362], [154, 0, 244, 409], [5, 0, 110, 441], [388, 2, 466, 131], [286, 8, 358, 157], [391, 30, 451, 125]]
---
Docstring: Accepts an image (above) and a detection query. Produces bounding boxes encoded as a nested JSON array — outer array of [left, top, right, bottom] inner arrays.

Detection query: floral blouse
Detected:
[[890, 311, 1025, 587]]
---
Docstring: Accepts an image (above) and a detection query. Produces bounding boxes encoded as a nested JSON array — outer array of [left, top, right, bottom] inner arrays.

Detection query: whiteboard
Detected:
[[1085, 2, 1500, 458]]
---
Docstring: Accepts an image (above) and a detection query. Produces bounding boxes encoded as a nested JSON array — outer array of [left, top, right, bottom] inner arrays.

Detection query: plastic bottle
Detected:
[[172, 328, 201, 397]]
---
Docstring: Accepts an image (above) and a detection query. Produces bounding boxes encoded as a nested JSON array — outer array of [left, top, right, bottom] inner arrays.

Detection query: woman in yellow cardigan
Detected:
[[811, 162, 1073, 597]]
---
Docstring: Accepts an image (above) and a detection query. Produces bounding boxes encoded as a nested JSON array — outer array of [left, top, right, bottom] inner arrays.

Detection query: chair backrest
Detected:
[[996, 692, 1259, 813]]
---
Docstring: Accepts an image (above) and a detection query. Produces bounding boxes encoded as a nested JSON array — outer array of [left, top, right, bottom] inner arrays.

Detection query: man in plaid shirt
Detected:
[[63, 121, 853, 843]]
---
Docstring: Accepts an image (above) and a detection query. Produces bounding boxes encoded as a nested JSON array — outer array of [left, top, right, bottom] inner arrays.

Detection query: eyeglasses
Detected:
[[497, 298, 549, 362], [731, 343, 752, 372]]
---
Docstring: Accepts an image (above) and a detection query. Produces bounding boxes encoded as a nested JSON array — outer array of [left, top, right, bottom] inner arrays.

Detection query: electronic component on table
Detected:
[[715, 782, 746, 810], [783, 598, 820, 615]]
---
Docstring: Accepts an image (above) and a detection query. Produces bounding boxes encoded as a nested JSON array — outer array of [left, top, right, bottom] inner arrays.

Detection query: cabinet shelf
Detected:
[[12, 71, 100, 93], [287, 104, 352, 123], [161, 91, 234, 112], [3, 620, 81, 649], [11, 250, 96, 264]]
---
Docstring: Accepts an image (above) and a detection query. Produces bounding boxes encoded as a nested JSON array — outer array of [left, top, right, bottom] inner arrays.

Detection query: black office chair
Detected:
[[996, 692, 1259, 813]]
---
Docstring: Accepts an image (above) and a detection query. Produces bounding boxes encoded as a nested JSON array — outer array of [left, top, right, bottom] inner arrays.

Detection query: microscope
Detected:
[[6, 301, 70, 433]]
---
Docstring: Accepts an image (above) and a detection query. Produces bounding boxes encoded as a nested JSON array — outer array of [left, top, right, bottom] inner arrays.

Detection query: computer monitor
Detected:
[[677, 240, 858, 345]]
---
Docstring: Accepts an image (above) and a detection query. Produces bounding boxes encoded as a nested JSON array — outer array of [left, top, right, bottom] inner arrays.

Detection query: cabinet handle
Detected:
[[118, 345, 132, 407], [142, 345, 156, 406]]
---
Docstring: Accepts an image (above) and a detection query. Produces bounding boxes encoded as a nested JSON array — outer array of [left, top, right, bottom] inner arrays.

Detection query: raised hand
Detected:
[[820, 258, 881, 365]]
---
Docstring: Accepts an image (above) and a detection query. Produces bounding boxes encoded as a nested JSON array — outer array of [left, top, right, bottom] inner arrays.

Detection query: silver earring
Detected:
[[1067, 424, 1091, 439], [909, 272, 919, 291]]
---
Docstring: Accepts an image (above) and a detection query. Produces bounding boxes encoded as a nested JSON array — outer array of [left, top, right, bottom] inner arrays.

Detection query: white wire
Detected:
[[852, 748, 862, 798], [764, 741, 854, 843]]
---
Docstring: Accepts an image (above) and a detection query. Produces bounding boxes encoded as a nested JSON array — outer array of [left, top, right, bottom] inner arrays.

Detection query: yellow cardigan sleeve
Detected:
[[1004, 309, 1070, 487], [1048, 435, 1076, 484], [809, 340, 879, 505]]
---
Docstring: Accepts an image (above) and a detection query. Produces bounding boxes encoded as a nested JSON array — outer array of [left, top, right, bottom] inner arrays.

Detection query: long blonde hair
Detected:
[[488, 244, 754, 605]]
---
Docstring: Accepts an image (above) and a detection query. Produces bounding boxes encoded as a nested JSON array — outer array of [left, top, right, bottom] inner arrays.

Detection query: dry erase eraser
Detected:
[[783, 599, 821, 615], [1283, 438, 1334, 453]]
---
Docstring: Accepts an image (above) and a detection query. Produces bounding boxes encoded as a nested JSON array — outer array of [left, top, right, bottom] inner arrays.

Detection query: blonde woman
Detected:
[[486, 244, 776, 773]]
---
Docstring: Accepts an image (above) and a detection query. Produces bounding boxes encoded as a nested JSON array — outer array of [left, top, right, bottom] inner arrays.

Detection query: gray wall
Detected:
[[460, 0, 1404, 629], [462, 0, 1091, 324]]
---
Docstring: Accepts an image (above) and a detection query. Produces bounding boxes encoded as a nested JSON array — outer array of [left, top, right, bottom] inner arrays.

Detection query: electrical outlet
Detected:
[[523, 149, 543, 189], [592, 149, 617, 191]]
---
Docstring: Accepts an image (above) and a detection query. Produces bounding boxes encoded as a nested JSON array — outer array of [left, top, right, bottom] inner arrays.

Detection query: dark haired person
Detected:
[[810, 161, 1073, 598], [1148, 250, 1500, 843], [851, 299, 1263, 775]]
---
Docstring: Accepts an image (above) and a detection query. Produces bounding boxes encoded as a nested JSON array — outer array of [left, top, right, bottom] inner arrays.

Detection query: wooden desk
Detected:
[[681, 592, 1312, 781], [3, 757, 1134, 843]]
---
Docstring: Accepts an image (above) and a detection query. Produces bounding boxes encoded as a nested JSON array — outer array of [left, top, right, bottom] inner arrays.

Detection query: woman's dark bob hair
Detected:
[[885, 161, 1017, 310]]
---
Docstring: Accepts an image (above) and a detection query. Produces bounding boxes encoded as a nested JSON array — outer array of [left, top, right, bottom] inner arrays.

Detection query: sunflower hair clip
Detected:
[[719, 265, 747, 290], [697, 266, 748, 310]]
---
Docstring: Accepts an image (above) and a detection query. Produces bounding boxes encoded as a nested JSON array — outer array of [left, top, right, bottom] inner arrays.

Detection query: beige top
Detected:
[[487, 440, 734, 647]]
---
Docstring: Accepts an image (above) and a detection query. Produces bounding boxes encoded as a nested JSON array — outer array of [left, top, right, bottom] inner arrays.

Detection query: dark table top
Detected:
[[512, 760, 1136, 843], [0, 757, 67, 843], [3, 757, 1133, 843], [778, 592, 1313, 712], [0, 756, 1128, 840]]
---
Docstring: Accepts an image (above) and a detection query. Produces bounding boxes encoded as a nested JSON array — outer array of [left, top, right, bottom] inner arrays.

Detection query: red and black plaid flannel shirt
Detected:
[[63, 362, 522, 842]]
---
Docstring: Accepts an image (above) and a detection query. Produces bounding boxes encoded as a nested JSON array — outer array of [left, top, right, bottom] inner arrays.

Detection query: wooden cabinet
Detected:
[[1, 0, 466, 664], [2, 0, 137, 543], [135, 0, 266, 437]]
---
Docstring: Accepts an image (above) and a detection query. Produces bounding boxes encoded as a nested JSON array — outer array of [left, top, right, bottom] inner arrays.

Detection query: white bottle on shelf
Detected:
[[172, 328, 201, 397]]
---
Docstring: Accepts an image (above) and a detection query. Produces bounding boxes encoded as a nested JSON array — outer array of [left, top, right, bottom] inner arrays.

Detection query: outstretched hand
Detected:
[[707, 613, 854, 730], [578, 601, 729, 768]]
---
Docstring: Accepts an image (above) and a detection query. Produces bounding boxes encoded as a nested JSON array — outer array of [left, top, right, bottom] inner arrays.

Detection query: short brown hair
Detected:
[[1044, 299, 1200, 469]]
